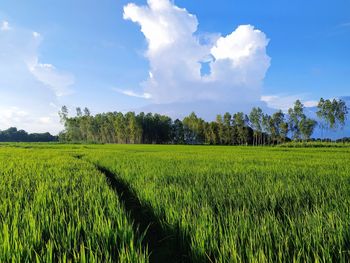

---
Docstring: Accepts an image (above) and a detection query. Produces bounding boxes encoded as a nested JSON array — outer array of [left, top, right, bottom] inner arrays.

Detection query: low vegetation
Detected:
[[0, 147, 146, 262], [1, 143, 349, 262], [86, 145, 350, 262]]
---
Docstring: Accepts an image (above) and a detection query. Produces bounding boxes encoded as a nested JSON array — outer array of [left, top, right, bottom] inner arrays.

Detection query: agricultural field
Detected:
[[0, 146, 146, 263], [1, 143, 350, 262]]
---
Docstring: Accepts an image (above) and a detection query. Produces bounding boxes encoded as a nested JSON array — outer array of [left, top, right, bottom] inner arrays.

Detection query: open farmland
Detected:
[[1, 144, 350, 262], [0, 146, 146, 263]]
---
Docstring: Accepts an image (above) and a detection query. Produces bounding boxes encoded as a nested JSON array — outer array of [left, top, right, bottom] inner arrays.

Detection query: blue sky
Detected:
[[0, 0, 349, 133]]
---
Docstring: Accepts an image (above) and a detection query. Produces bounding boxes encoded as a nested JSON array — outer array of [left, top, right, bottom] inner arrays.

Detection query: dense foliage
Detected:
[[60, 99, 345, 145], [0, 127, 57, 142]]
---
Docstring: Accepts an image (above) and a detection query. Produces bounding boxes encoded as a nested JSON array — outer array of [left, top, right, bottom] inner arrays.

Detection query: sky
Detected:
[[0, 0, 349, 134]]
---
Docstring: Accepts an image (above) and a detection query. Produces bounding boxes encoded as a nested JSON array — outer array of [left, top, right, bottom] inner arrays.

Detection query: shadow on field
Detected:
[[95, 165, 209, 263]]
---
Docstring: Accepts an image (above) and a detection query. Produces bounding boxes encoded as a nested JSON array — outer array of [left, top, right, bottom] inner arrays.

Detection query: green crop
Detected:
[[85, 145, 350, 262], [1, 143, 350, 262], [0, 147, 147, 263]]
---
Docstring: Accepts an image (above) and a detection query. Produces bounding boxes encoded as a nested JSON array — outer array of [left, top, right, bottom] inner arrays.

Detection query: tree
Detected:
[[58, 106, 68, 124], [172, 119, 184, 144], [249, 107, 263, 146], [57, 99, 329, 145], [183, 112, 205, 144], [288, 100, 306, 141], [76, 107, 82, 117], [271, 110, 285, 144], [233, 112, 248, 145], [316, 98, 328, 139], [223, 112, 233, 145], [300, 118, 317, 140], [280, 122, 289, 143], [216, 115, 224, 145], [317, 98, 348, 140], [204, 122, 219, 145], [262, 114, 271, 145], [83, 107, 91, 117], [333, 99, 348, 132], [0, 127, 57, 142]]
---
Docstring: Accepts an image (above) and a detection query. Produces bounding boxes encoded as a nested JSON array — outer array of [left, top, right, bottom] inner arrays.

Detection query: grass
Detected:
[[85, 145, 350, 262], [0, 147, 147, 262], [1, 144, 350, 262]]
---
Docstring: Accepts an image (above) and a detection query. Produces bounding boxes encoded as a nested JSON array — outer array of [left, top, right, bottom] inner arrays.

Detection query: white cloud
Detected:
[[39, 117, 51, 124], [0, 22, 74, 97], [115, 88, 152, 99], [28, 59, 75, 97], [0, 20, 72, 133], [32, 31, 40, 38], [1, 21, 11, 31], [123, 0, 270, 106], [261, 94, 318, 112], [0, 106, 62, 134]]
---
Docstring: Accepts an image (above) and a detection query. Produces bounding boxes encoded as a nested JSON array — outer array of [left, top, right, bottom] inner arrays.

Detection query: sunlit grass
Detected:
[[0, 148, 147, 262], [1, 144, 350, 262], [86, 145, 350, 262]]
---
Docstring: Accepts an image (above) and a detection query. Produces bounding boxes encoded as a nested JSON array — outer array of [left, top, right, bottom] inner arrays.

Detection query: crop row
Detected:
[[0, 147, 147, 262], [85, 145, 350, 262]]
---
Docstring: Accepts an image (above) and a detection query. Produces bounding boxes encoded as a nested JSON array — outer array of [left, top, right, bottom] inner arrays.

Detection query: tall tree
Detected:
[[223, 112, 233, 145], [316, 98, 328, 139], [233, 112, 248, 145], [216, 114, 224, 145], [271, 110, 285, 144], [262, 114, 271, 145], [249, 107, 263, 146], [333, 99, 348, 132], [76, 107, 82, 117], [317, 98, 348, 139], [288, 100, 306, 141], [300, 118, 317, 140], [58, 106, 69, 124], [172, 119, 185, 144], [183, 112, 205, 144]]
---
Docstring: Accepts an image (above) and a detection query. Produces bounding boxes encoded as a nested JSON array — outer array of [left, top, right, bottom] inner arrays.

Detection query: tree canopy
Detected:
[[57, 97, 348, 145]]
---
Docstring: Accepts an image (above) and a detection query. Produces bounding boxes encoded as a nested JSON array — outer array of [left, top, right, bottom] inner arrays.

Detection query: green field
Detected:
[[1, 144, 350, 262]]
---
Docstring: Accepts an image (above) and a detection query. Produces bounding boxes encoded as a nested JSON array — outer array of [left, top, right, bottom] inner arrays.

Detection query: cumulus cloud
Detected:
[[123, 0, 270, 106]]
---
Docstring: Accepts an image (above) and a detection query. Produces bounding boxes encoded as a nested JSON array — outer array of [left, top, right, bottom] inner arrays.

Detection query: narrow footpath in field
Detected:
[[73, 153, 207, 263], [95, 165, 205, 263]]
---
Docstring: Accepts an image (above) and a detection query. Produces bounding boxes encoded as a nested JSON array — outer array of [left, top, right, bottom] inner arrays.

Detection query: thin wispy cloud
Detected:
[[115, 88, 152, 99], [0, 19, 73, 133], [28, 60, 75, 97], [337, 22, 350, 28]]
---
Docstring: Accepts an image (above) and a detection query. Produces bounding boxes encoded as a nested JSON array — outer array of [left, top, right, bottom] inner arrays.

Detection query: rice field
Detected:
[[1, 143, 350, 262], [0, 146, 146, 262]]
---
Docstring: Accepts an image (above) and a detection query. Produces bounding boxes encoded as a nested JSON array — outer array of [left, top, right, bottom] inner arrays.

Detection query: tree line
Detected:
[[59, 98, 348, 145], [0, 127, 57, 142]]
